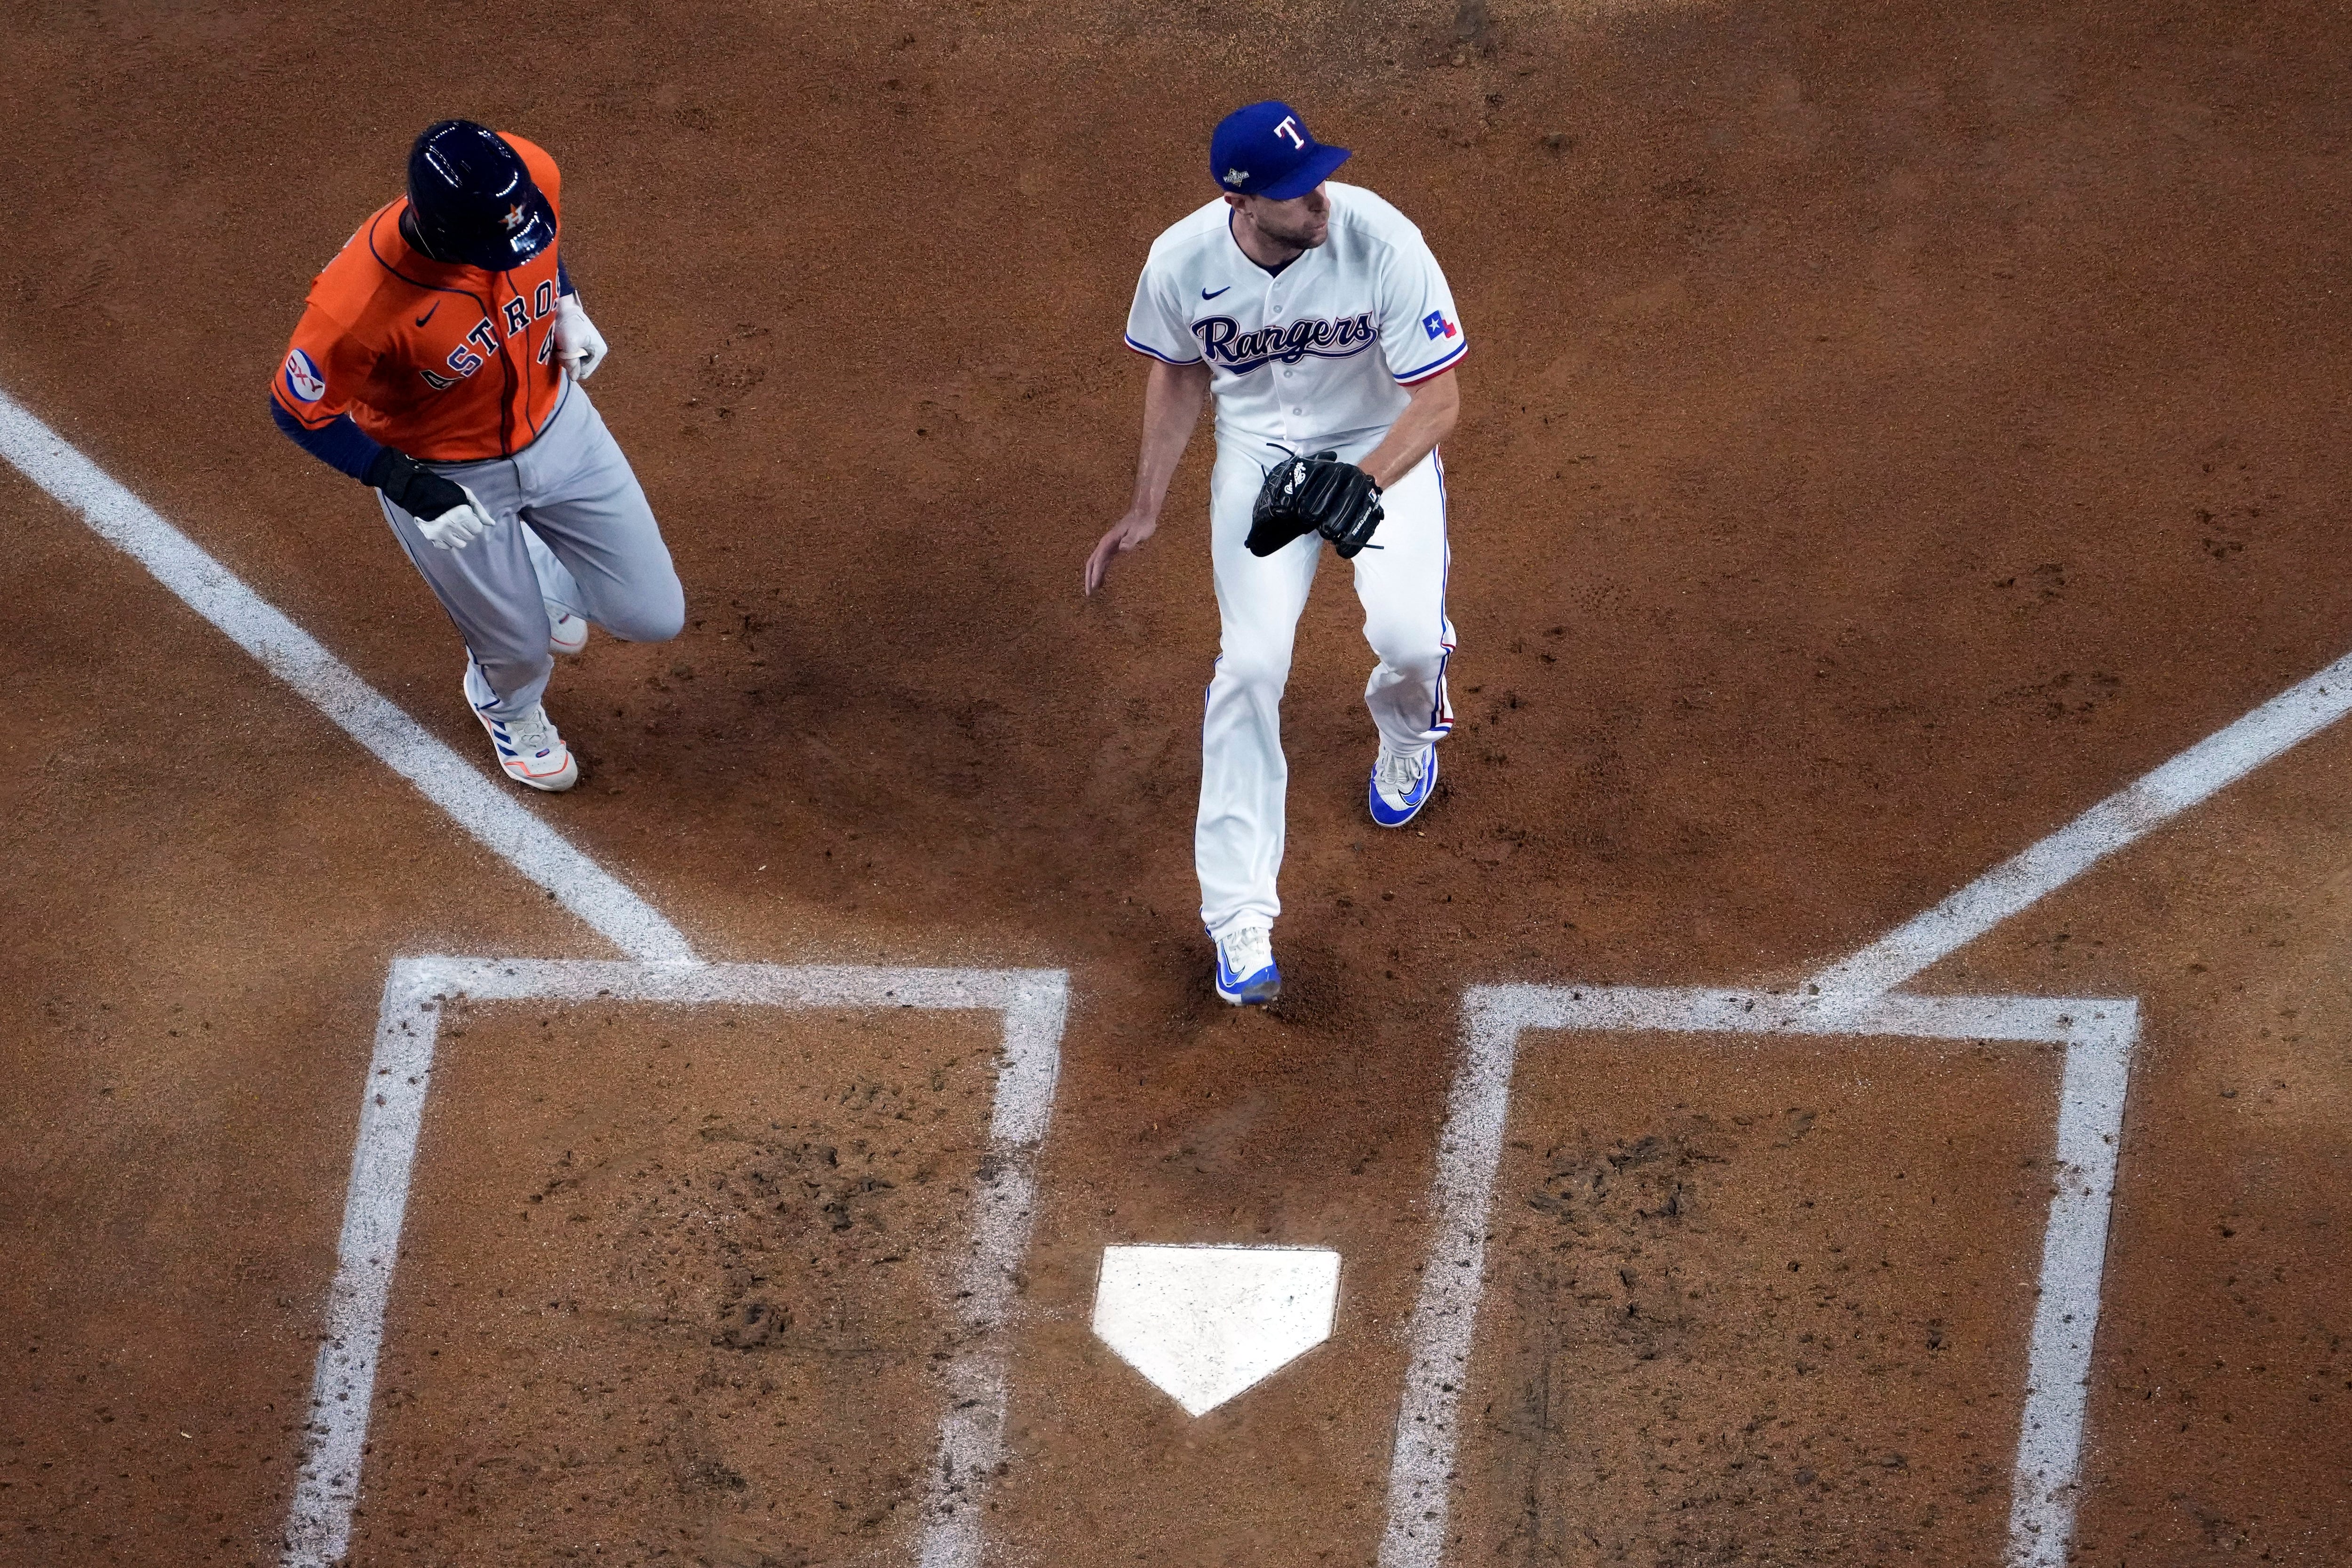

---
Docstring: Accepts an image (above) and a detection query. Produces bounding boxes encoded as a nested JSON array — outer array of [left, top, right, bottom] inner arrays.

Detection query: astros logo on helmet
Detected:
[[405, 120, 556, 270]]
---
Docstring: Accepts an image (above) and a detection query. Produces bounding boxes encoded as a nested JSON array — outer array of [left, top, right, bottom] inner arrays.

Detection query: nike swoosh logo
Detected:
[[1201, 285, 1232, 300], [414, 302, 440, 327]]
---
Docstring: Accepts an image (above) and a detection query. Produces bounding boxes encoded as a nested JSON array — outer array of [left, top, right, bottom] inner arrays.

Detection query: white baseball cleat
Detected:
[[547, 601, 589, 656], [1213, 925, 1281, 1006], [464, 660, 579, 792], [1369, 743, 1438, 827]]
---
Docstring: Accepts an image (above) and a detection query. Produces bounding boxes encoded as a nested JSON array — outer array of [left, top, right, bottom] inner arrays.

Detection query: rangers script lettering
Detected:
[[1192, 310, 1379, 373]]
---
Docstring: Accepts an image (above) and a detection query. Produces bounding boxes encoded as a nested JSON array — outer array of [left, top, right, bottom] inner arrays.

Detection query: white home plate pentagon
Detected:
[[1091, 1244, 1341, 1417]]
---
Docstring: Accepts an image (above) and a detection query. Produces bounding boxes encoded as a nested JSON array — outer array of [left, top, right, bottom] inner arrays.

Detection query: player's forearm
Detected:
[[1127, 360, 1212, 517], [268, 397, 482, 529], [270, 398, 388, 483], [1361, 371, 1461, 490]]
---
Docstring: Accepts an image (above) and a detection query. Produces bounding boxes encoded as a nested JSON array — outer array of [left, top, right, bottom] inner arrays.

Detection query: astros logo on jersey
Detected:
[[413, 278, 563, 391]]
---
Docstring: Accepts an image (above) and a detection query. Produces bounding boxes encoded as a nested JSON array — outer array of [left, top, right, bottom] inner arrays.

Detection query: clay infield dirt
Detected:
[[5, 0, 2352, 1563]]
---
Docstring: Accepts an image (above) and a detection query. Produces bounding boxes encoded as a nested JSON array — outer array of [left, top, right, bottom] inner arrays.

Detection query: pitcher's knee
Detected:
[[602, 574, 686, 643], [1213, 643, 1294, 698], [1367, 628, 1448, 681]]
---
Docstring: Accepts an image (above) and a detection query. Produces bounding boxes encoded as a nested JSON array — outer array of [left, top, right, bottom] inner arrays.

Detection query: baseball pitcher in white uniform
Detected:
[[1085, 101, 1467, 1006]]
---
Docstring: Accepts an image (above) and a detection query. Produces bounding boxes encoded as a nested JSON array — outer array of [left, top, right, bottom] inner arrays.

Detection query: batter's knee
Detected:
[[601, 571, 686, 643]]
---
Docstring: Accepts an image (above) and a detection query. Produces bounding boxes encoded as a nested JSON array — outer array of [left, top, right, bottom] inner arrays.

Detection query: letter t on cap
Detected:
[[1209, 101, 1353, 198]]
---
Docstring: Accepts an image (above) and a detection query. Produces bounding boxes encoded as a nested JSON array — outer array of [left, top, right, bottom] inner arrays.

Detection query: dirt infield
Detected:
[[1446, 1037, 2059, 1564], [348, 1001, 1006, 1564], [6, 0, 2352, 1563]]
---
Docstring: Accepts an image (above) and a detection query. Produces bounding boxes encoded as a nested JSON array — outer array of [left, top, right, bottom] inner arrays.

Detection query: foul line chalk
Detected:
[[1380, 985, 2137, 1568], [280, 956, 1068, 1568], [1813, 650, 2352, 997], [0, 387, 694, 963]]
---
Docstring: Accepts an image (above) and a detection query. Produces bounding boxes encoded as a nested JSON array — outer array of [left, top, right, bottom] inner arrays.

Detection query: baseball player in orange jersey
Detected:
[[270, 119, 683, 790]]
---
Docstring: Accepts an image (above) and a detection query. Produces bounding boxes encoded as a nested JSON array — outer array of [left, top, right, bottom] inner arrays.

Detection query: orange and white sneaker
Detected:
[[547, 600, 589, 656], [464, 660, 579, 792]]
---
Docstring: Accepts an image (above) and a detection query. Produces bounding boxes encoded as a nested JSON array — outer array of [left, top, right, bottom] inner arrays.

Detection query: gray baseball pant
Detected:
[[378, 381, 684, 721]]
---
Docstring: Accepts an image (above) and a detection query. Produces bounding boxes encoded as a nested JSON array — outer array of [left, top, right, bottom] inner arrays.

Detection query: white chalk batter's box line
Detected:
[[279, 957, 1069, 1568], [1378, 985, 2137, 1568]]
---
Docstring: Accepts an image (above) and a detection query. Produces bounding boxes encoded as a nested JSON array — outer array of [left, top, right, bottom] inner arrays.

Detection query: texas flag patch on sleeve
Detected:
[[1422, 309, 1459, 341]]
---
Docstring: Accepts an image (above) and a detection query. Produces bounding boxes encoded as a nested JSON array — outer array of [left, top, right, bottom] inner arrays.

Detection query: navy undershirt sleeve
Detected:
[[270, 399, 388, 483], [557, 257, 575, 297]]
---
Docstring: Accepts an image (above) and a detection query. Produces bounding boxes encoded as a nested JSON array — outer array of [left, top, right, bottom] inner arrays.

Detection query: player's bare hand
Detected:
[[1085, 510, 1159, 596], [555, 294, 608, 381]]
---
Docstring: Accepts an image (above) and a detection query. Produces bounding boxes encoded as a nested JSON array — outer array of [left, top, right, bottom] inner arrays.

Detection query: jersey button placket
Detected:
[[1274, 283, 1305, 419]]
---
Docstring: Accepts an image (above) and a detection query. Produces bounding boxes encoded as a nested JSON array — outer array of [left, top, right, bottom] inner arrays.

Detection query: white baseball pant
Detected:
[[1198, 433, 1456, 941]]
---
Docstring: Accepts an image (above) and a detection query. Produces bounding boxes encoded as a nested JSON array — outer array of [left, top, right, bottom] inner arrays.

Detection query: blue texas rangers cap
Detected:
[[1211, 101, 1351, 200]]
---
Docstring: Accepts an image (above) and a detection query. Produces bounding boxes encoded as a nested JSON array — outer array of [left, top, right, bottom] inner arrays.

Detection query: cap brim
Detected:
[[1259, 144, 1350, 200]]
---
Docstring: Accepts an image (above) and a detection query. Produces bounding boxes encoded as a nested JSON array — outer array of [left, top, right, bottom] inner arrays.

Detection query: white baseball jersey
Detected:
[[1123, 181, 1467, 450]]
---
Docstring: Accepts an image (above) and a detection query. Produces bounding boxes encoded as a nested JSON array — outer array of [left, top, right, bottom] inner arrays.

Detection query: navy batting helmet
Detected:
[[405, 119, 556, 270]]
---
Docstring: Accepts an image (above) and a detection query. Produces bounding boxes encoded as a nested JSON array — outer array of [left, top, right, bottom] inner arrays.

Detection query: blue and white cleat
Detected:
[[464, 659, 579, 792], [1213, 925, 1281, 1006], [1369, 744, 1438, 827]]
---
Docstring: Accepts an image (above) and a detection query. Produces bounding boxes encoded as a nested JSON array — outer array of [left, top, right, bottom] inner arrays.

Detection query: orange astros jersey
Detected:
[[272, 134, 570, 463]]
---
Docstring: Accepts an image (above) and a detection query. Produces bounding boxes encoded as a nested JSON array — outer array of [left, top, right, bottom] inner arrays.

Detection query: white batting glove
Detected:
[[554, 294, 608, 381], [416, 484, 497, 551]]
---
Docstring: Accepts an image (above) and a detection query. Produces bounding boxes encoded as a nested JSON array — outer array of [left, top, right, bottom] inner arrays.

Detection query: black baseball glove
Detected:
[[1246, 451, 1385, 559]]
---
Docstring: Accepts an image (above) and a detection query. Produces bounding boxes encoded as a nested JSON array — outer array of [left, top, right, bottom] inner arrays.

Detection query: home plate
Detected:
[[1091, 1244, 1342, 1417]]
